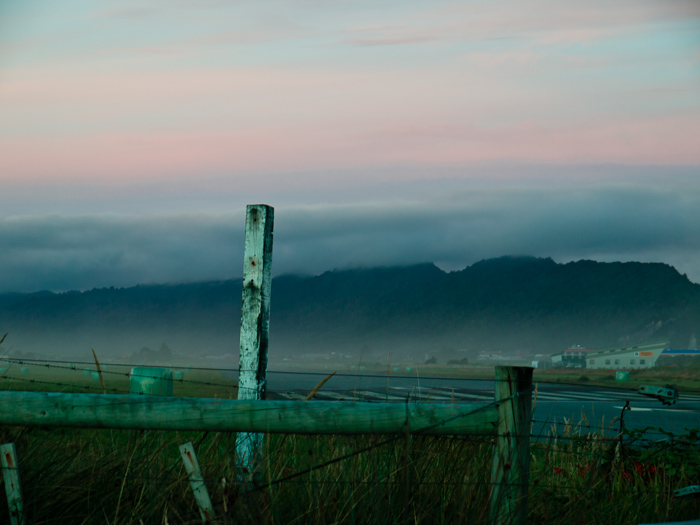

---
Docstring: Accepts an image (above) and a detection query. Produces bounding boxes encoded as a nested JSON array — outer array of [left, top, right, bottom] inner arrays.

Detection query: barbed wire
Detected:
[[6, 356, 697, 394], [1, 363, 696, 464], [246, 387, 538, 493], [6, 357, 698, 402], [0, 374, 129, 394], [0, 357, 510, 395], [0, 358, 242, 393]]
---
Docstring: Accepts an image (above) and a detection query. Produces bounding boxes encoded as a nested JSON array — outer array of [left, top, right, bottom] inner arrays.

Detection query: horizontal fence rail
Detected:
[[0, 391, 499, 435]]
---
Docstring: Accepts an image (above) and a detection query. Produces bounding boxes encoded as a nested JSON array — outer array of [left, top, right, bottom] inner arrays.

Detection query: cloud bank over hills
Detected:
[[1, 171, 700, 293]]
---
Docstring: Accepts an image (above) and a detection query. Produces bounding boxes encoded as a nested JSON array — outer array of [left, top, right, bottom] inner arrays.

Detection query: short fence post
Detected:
[[1, 443, 24, 525], [490, 366, 533, 525], [235, 204, 274, 483], [180, 442, 216, 523]]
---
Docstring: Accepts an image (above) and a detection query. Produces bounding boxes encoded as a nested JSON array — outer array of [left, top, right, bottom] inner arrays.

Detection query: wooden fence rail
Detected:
[[0, 391, 498, 435]]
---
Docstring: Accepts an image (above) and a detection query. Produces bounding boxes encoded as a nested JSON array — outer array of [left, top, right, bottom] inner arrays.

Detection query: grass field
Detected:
[[534, 366, 700, 393], [0, 362, 698, 524], [0, 361, 238, 399], [284, 361, 700, 394]]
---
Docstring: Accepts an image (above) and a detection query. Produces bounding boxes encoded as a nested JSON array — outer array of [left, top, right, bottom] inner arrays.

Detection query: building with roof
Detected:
[[551, 346, 598, 368], [585, 341, 668, 370]]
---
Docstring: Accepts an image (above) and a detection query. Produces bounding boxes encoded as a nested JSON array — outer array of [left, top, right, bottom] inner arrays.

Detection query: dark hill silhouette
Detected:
[[0, 257, 698, 359]]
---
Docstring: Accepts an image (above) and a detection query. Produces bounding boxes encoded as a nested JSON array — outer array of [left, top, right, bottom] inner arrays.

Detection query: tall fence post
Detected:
[[235, 204, 274, 483], [490, 366, 533, 525]]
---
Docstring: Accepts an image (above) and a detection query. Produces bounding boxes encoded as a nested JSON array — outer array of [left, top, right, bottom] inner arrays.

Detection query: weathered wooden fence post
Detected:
[[1, 442, 24, 525], [490, 366, 533, 525], [235, 204, 274, 483]]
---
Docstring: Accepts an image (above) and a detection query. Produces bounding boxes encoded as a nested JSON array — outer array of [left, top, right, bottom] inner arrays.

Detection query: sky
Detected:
[[0, 0, 699, 293]]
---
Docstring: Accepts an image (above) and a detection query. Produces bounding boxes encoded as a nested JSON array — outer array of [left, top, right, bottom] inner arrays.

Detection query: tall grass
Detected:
[[529, 417, 700, 524], [0, 420, 698, 524]]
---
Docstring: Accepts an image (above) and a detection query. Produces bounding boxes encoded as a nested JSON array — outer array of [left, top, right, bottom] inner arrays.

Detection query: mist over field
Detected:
[[2, 256, 699, 367]]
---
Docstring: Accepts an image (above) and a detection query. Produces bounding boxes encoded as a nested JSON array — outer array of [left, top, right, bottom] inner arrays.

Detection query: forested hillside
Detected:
[[1, 257, 698, 359]]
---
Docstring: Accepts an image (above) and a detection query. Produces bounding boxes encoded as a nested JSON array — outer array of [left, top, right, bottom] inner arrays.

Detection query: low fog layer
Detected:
[[1, 171, 700, 293]]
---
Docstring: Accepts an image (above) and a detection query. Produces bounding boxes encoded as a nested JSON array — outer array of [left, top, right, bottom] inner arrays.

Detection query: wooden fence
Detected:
[[0, 205, 534, 524], [0, 366, 532, 525]]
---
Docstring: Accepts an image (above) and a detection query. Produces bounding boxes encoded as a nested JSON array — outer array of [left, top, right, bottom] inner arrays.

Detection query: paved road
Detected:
[[260, 370, 700, 440]]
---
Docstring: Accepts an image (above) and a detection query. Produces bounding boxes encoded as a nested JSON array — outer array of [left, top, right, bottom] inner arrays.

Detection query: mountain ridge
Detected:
[[1, 256, 698, 360]]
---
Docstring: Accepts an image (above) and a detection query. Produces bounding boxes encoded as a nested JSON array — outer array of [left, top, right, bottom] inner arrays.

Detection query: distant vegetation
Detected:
[[1, 256, 699, 360]]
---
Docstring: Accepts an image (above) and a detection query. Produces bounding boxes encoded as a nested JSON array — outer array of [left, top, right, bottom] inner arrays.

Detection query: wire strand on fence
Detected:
[[246, 387, 532, 493], [7, 357, 697, 400], [0, 358, 241, 392], [8, 356, 698, 394]]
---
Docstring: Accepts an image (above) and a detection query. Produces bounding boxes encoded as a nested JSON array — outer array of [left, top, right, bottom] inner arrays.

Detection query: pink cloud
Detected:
[[89, 7, 157, 20], [359, 113, 700, 166], [342, 23, 439, 47], [345, 35, 436, 47], [2, 0, 697, 187], [2, 111, 698, 187], [418, 0, 700, 44]]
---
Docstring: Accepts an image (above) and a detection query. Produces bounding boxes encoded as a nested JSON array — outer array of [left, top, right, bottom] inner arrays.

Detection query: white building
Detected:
[[585, 341, 668, 370]]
